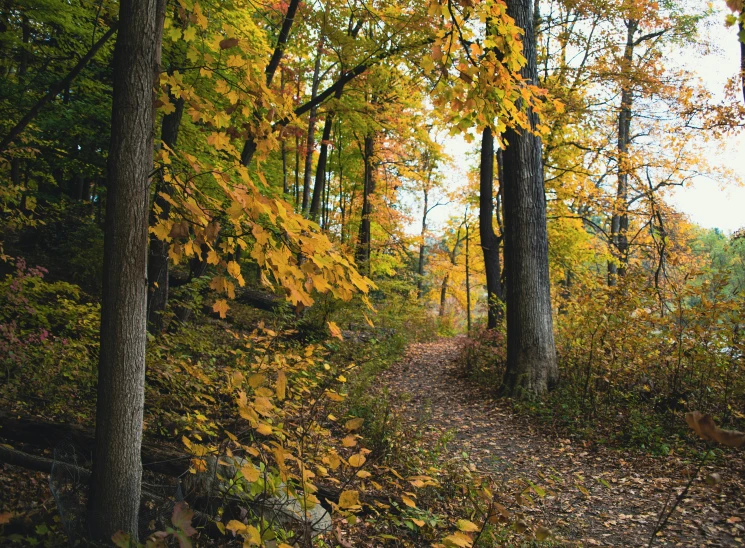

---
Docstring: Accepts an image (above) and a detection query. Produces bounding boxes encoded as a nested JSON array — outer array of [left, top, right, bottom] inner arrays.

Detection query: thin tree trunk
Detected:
[[355, 134, 374, 273], [309, 108, 335, 220], [417, 188, 428, 300], [88, 0, 164, 539], [501, 0, 558, 397], [147, 96, 184, 334], [280, 70, 289, 194], [608, 19, 637, 286], [479, 127, 504, 328], [240, 0, 301, 165], [439, 274, 449, 317], [740, 17, 744, 104], [465, 217, 472, 334], [302, 39, 324, 214]]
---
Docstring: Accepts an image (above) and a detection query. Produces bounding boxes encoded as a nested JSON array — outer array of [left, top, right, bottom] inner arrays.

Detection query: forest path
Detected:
[[380, 338, 745, 547]]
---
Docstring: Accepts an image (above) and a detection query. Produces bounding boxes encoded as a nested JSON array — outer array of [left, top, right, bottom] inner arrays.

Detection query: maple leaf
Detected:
[[212, 299, 229, 318], [171, 502, 197, 537]]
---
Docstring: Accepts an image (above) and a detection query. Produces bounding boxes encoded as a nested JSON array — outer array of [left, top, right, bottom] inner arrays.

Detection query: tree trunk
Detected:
[[355, 134, 374, 273], [88, 0, 164, 539], [302, 39, 324, 214], [465, 218, 472, 334], [147, 96, 184, 334], [439, 274, 449, 317], [479, 127, 504, 329], [608, 19, 637, 286], [417, 188, 428, 300], [501, 0, 558, 397], [309, 109, 335, 221]]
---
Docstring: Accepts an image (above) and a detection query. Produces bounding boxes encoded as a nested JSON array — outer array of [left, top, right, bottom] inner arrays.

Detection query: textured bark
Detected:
[[479, 127, 504, 329], [501, 0, 558, 397], [355, 135, 375, 273], [147, 96, 184, 334], [88, 0, 163, 539]]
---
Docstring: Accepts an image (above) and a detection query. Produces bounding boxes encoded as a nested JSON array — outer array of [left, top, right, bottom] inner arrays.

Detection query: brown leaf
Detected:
[[219, 37, 239, 50]]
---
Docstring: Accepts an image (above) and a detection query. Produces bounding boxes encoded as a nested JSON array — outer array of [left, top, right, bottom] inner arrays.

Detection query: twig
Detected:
[[647, 448, 711, 547]]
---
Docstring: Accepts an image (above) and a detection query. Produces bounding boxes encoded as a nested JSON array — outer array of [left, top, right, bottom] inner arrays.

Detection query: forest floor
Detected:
[[380, 338, 745, 547]]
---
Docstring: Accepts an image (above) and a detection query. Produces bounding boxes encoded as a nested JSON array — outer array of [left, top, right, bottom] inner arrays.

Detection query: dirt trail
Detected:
[[380, 338, 745, 547]]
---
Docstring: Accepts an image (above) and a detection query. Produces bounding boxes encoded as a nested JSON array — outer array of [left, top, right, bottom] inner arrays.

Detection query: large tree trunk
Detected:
[[501, 0, 558, 397], [355, 134, 374, 273], [479, 127, 504, 329], [147, 96, 184, 334], [88, 0, 164, 539]]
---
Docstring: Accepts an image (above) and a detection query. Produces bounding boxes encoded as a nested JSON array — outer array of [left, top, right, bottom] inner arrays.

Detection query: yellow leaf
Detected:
[[412, 518, 425, 527], [183, 26, 197, 42], [345, 417, 364, 431], [327, 321, 343, 340], [227, 260, 241, 279], [213, 299, 229, 318], [443, 531, 473, 547], [240, 464, 260, 482], [248, 374, 265, 388], [342, 435, 357, 447], [325, 390, 345, 402], [401, 495, 416, 508], [225, 519, 246, 534], [338, 490, 360, 509], [276, 371, 286, 401], [457, 519, 480, 532], [348, 453, 366, 467], [356, 470, 371, 478], [255, 422, 272, 435]]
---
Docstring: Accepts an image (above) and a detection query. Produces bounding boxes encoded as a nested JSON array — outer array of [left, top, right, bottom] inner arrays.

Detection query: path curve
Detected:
[[381, 338, 745, 547]]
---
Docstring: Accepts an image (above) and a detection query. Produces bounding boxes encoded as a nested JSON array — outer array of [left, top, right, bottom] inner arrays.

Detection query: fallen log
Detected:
[[0, 412, 397, 515], [0, 411, 190, 477]]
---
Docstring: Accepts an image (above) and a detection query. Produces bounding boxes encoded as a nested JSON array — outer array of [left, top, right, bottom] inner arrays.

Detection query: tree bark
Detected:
[[355, 134, 375, 273], [88, 0, 164, 539], [309, 107, 336, 221], [479, 127, 504, 329], [501, 0, 558, 397]]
